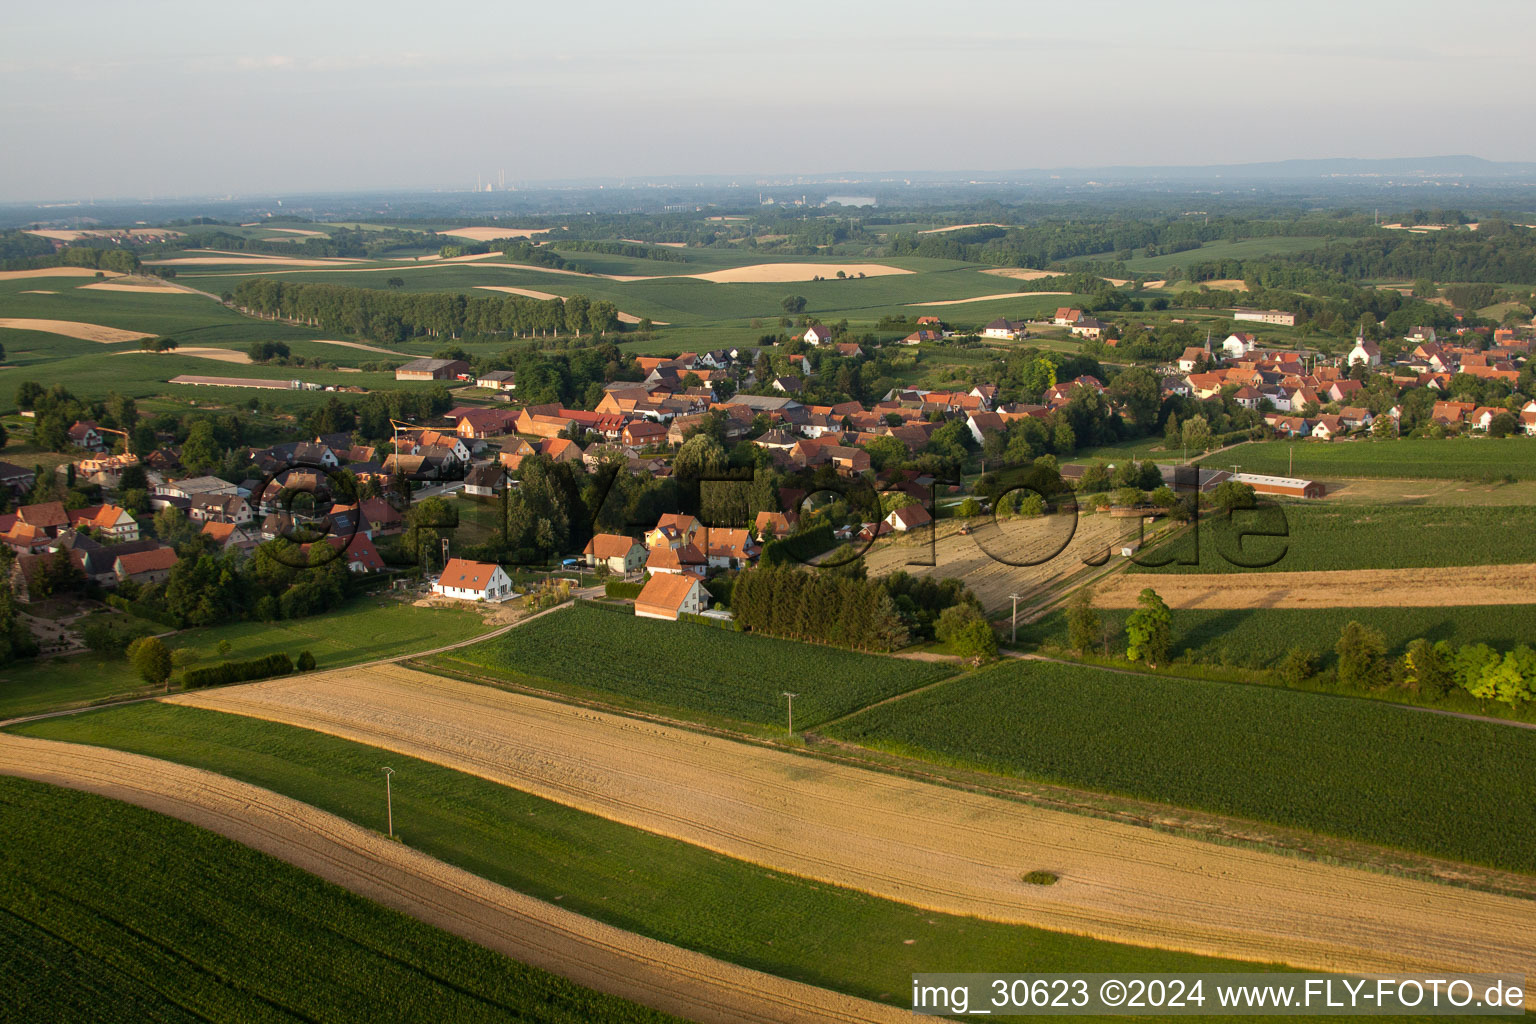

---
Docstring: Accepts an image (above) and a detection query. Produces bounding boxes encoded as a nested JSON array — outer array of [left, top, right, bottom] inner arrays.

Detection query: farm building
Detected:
[[395, 358, 469, 381], [170, 375, 306, 390], [633, 572, 709, 622], [1232, 473, 1326, 499], [433, 558, 514, 601], [1233, 308, 1297, 327], [583, 533, 647, 573], [476, 370, 517, 391]]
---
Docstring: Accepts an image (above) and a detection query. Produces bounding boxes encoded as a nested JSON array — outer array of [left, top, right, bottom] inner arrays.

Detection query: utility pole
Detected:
[[781, 692, 798, 738], [1009, 593, 1022, 645], [380, 767, 395, 838]]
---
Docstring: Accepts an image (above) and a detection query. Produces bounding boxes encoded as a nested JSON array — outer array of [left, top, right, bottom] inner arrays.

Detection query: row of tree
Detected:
[[730, 565, 909, 652]]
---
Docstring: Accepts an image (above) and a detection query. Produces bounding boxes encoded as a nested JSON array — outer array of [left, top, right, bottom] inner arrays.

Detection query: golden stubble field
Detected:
[[167, 666, 1536, 985]]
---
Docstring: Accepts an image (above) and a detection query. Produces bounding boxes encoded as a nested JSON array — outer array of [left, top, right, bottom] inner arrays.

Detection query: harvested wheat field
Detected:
[[0, 735, 903, 1024], [438, 226, 548, 242], [169, 666, 1536, 985], [0, 318, 152, 343], [1096, 564, 1536, 610], [918, 222, 1007, 234], [308, 339, 400, 355], [0, 267, 123, 282], [263, 227, 327, 237], [145, 256, 365, 267], [1143, 279, 1167, 289], [19, 289, 56, 294], [1201, 278, 1249, 291], [909, 291, 1069, 307], [643, 263, 912, 284], [982, 267, 1060, 281], [114, 346, 251, 364], [81, 279, 190, 294], [862, 513, 1136, 613]]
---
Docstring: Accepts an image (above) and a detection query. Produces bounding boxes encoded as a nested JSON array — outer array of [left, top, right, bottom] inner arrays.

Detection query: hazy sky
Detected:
[[4, 0, 1533, 201]]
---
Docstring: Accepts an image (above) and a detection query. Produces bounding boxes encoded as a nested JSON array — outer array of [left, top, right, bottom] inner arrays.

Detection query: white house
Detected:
[[885, 504, 933, 532], [433, 558, 514, 602], [1222, 332, 1257, 359], [803, 325, 833, 346], [634, 573, 709, 621], [1347, 336, 1382, 367], [981, 317, 1024, 340], [582, 534, 647, 573]]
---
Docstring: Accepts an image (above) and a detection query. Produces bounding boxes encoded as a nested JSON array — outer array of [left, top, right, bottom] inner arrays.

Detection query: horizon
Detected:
[[6, 0, 1535, 202]]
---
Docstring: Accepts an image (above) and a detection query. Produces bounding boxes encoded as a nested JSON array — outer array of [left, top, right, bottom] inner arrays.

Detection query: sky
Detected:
[[3, 0, 1534, 201]]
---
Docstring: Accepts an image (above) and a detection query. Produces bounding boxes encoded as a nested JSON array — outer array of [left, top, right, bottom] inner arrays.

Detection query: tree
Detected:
[[1403, 638, 1454, 698], [128, 636, 172, 687], [935, 604, 996, 661], [179, 421, 223, 475], [1488, 411, 1518, 438], [781, 295, 807, 314], [1106, 366, 1160, 429], [1371, 414, 1395, 439], [1181, 415, 1213, 453], [297, 650, 317, 671], [1278, 647, 1316, 685], [1065, 588, 1099, 655], [957, 497, 981, 518], [1335, 621, 1388, 689], [1124, 588, 1171, 667], [1211, 480, 1256, 511]]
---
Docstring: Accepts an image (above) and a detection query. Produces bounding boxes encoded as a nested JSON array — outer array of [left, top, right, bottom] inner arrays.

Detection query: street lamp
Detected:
[[1009, 593, 1022, 646], [781, 692, 798, 738], [380, 766, 395, 838]]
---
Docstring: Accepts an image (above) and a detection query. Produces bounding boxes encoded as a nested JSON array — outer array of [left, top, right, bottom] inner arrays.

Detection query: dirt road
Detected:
[[0, 733, 910, 1024], [172, 667, 1536, 985], [1095, 563, 1536, 609]]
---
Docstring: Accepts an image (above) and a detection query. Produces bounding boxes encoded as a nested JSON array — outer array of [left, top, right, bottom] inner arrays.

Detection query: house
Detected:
[[981, 317, 1024, 340], [1052, 307, 1083, 326], [188, 493, 253, 526], [1069, 317, 1105, 339], [0, 461, 36, 496], [537, 437, 583, 464], [395, 358, 469, 381], [359, 497, 406, 536], [754, 510, 799, 539], [803, 324, 834, 346], [1233, 308, 1296, 327], [1347, 337, 1382, 367], [772, 375, 803, 394], [1338, 406, 1374, 429], [885, 504, 932, 532], [1231, 385, 1263, 411], [966, 411, 1007, 445], [1222, 332, 1257, 359], [833, 342, 865, 358], [1470, 406, 1506, 432], [432, 558, 514, 601], [645, 541, 707, 577], [455, 409, 517, 440], [201, 520, 256, 553], [1406, 326, 1438, 345], [1431, 400, 1475, 426], [633, 572, 709, 621], [67, 504, 139, 542], [582, 534, 647, 574], [17, 501, 70, 538], [622, 420, 667, 447], [1326, 379, 1365, 404], [463, 463, 506, 496], [1310, 414, 1345, 440], [901, 330, 942, 345], [476, 370, 517, 391], [68, 420, 106, 451], [113, 545, 179, 585], [1177, 346, 1209, 373], [317, 534, 386, 573], [700, 528, 756, 570], [647, 513, 699, 549], [157, 475, 239, 501]]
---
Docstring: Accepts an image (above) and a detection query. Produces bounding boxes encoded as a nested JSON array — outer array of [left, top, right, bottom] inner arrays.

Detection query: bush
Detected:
[[179, 652, 295, 690], [127, 636, 172, 686], [604, 580, 643, 600], [759, 522, 836, 567], [1278, 647, 1317, 686], [296, 650, 316, 672]]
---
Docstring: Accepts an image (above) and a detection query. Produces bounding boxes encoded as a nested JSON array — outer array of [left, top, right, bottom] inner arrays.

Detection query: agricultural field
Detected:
[[13, 704, 1306, 1011], [1093, 236, 1335, 273], [1023, 602, 1536, 674], [427, 603, 953, 727], [0, 597, 488, 721], [1200, 439, 1536, 481], [1129, 503, 1536, 574], [825, 658, 1536, 874], [0, 775, 676, 1024]]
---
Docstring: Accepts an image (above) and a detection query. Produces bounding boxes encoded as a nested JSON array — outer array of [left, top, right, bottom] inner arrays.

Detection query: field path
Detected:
[[170, 667, 1535, 984], [0, 733, 909, 1024], [1096, 563, 1536, 609]]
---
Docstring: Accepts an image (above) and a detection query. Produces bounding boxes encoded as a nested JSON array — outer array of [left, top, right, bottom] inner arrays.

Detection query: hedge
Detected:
[[759, 522, 836, 567], [179, 653, 294, 691], [575, 598, 635, 615], [604, 580, 643, 599]]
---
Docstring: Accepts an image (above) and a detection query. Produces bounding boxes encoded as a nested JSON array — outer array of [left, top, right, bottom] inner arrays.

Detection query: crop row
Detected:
[[442, 604, 954, 727], [0, 776, 675, 1024], [824, 659, 1536, 874], [1130, 503, 1536, 573]]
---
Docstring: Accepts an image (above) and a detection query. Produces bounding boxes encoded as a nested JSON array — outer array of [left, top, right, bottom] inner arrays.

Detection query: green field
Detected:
[[426, 603, 953, 728], [0, 597, 488, 721], [15, 703, 1341, 1020], [1201, 439, 1536, 481], [824, 659, 1536, 874], [0, 776, 676, 1024], [1130, 503, 1536, 573], [1096, 236, 1334, 274], [1024, 603, 1536, 673]]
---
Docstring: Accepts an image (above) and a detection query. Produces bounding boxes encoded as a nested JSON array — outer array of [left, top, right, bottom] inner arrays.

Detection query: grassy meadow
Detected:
[[423, 603, 954, 729], [823, 658, 1536, 874], [0, 776, 677, 1024]]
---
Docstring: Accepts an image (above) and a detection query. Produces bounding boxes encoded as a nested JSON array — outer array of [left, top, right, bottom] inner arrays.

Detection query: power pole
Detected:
[[781, 692, 798, 738], [380, 766, 395, 838], [1009, 593, 1022, 645]]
